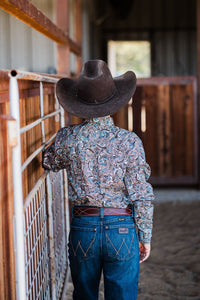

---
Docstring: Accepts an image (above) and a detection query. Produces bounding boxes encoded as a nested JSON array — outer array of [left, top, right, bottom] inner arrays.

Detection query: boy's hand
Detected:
[[139, 242, 151, 263]]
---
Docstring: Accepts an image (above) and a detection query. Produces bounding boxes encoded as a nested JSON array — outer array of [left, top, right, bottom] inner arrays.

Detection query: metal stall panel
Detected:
[[48, 171, 69, 299], [9, 70, 70, 299], [24, 173, 51, 300]]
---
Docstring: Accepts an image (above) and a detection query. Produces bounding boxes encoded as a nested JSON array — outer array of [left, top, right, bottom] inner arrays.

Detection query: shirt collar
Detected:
[[86, 116, 114, 127]]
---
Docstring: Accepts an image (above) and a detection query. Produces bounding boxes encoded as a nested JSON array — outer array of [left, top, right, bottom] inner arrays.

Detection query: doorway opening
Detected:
[[107, 40, 151, 78], [108, 40, 151, 132]]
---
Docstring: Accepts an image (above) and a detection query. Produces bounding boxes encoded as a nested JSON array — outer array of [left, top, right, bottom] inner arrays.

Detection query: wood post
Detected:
[[56, 0, 70, 76], [56, 0, 82, 76], [0, 115, 16, 300], [75, 0, 82, 74]]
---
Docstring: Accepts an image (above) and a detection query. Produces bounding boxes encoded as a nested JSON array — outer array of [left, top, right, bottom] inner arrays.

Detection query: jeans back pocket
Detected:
[[69, 225, 97, 262], [105, 224, 136, 261]]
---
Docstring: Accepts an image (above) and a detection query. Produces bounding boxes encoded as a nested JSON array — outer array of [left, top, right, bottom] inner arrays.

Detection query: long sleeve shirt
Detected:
[[43, 116, 154, 243]]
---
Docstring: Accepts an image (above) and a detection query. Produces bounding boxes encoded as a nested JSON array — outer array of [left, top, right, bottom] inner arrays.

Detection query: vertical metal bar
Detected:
[[60, 98, 71, 300], [30, 201, 34, 300], [27, 206, 31, 298], [63, 170, 70, 243], [61, 169, 70, 300], [60, 106, 65, 128], [33, 197, 37, 299], [24, 212, 28, 297], [40, 82, 45, 144], [46, 173, 56, 300], [35, 192, 39, 298], [9, 74, 26, 300]]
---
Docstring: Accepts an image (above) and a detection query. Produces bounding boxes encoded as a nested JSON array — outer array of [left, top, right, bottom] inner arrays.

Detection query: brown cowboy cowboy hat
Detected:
[[56, 59, 137, 118]]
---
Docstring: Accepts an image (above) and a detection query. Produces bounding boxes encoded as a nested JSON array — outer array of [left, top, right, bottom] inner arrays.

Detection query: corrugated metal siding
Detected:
[[103, 0, 196, 30], [0, 0, 56, 73], [151, 30, 197, 76], [101, 0, 197, 76]]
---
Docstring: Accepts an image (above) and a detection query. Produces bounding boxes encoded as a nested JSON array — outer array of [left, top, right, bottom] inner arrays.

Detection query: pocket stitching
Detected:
[[105, 229, 135, 259], [70, 232, 96, 259]]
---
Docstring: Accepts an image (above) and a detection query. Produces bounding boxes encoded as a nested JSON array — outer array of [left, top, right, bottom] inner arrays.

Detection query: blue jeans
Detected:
[[68, 209, 140, 300]]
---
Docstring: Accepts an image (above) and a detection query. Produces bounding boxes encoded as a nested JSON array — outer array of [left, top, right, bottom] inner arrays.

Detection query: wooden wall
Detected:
[[132, 77, 197, 185], [114, 77, 198, 185], [19, 82, 61, 199]]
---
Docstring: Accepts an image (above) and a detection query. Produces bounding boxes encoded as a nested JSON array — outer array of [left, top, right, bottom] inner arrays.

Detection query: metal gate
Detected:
[[9, 70, 70, 299]]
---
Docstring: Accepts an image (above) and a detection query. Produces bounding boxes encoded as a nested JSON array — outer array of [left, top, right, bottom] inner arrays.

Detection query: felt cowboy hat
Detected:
[[56, 59, 137, 118]]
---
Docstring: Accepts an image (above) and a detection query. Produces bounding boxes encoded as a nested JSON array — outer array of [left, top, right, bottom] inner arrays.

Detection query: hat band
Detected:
[[78, 87, 117, 106]]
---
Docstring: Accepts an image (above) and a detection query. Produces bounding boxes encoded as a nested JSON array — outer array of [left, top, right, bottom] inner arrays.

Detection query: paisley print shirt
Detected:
[[43, 116, 154, 243]]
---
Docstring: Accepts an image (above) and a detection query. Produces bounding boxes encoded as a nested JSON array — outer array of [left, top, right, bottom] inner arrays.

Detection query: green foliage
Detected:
[[115, 41, 151, 78]]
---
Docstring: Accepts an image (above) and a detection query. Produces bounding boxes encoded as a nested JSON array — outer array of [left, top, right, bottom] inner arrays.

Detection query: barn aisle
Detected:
[[138, 200, 200, 299], [66, 192, 200, 300]]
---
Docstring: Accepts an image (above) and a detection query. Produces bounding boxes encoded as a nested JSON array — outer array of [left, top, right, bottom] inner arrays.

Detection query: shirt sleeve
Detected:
[[42, 129, 68, 172], [124, 136, 154, 244]]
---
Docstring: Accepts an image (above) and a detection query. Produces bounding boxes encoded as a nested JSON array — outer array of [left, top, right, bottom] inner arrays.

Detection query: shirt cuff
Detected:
[[138, 229, 152, 244]]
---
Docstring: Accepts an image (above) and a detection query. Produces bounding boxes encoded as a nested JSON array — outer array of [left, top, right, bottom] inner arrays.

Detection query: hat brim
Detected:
[[56, 71, 137, 119]]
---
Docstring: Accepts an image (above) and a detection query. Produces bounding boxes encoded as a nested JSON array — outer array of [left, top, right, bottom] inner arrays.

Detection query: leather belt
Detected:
[[73, 206, 132, 217]]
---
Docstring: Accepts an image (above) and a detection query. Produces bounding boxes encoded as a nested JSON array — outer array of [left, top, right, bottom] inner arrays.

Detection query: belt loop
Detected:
[[71, 205, 74, 218], [131, 205, 134, 218], [100, 207, 104, 218]]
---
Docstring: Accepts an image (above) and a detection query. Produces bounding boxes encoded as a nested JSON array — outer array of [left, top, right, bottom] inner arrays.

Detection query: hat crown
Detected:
[[77, 60, 115, 104], [55, 59, 137, 118]]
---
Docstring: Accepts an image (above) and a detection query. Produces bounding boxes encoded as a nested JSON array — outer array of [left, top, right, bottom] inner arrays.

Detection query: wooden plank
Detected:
[[20, 97, 28, 199], [132, 86, 142, 135], [0, 87, 55, 103], [0, 71, 10, 118], [56, 0, 70, 75], [171, 84, 187, 176], [0, 115, 16, 299], [142, 85, 158, 177], [0, 71, 9, 92], [0, 0, 81, 55], [0, 73, 59, 94], [32, 95, 42, 195], [137, 76, 196, 86], [26, 96, 35, 196], [157, 84, 171, 176], [112, 104, 128, 130], [184, 83, 195, 176], [75, 0, 82, 74], [70, 114, 83, 125], [57, 45, 70, 76], [150, 175, 197, 186]]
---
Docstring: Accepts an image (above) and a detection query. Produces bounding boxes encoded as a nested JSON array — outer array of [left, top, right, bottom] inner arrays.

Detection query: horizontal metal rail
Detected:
[[24, 173, 47, 210], [9, 69, 61, 83], [20, 110, 62, 134], [10, 69, 62, 174], [21, 133, 57, 172]]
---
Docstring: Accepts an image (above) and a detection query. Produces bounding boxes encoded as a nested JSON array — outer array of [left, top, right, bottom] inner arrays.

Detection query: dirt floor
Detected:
[[66, 201, 200, 300]]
